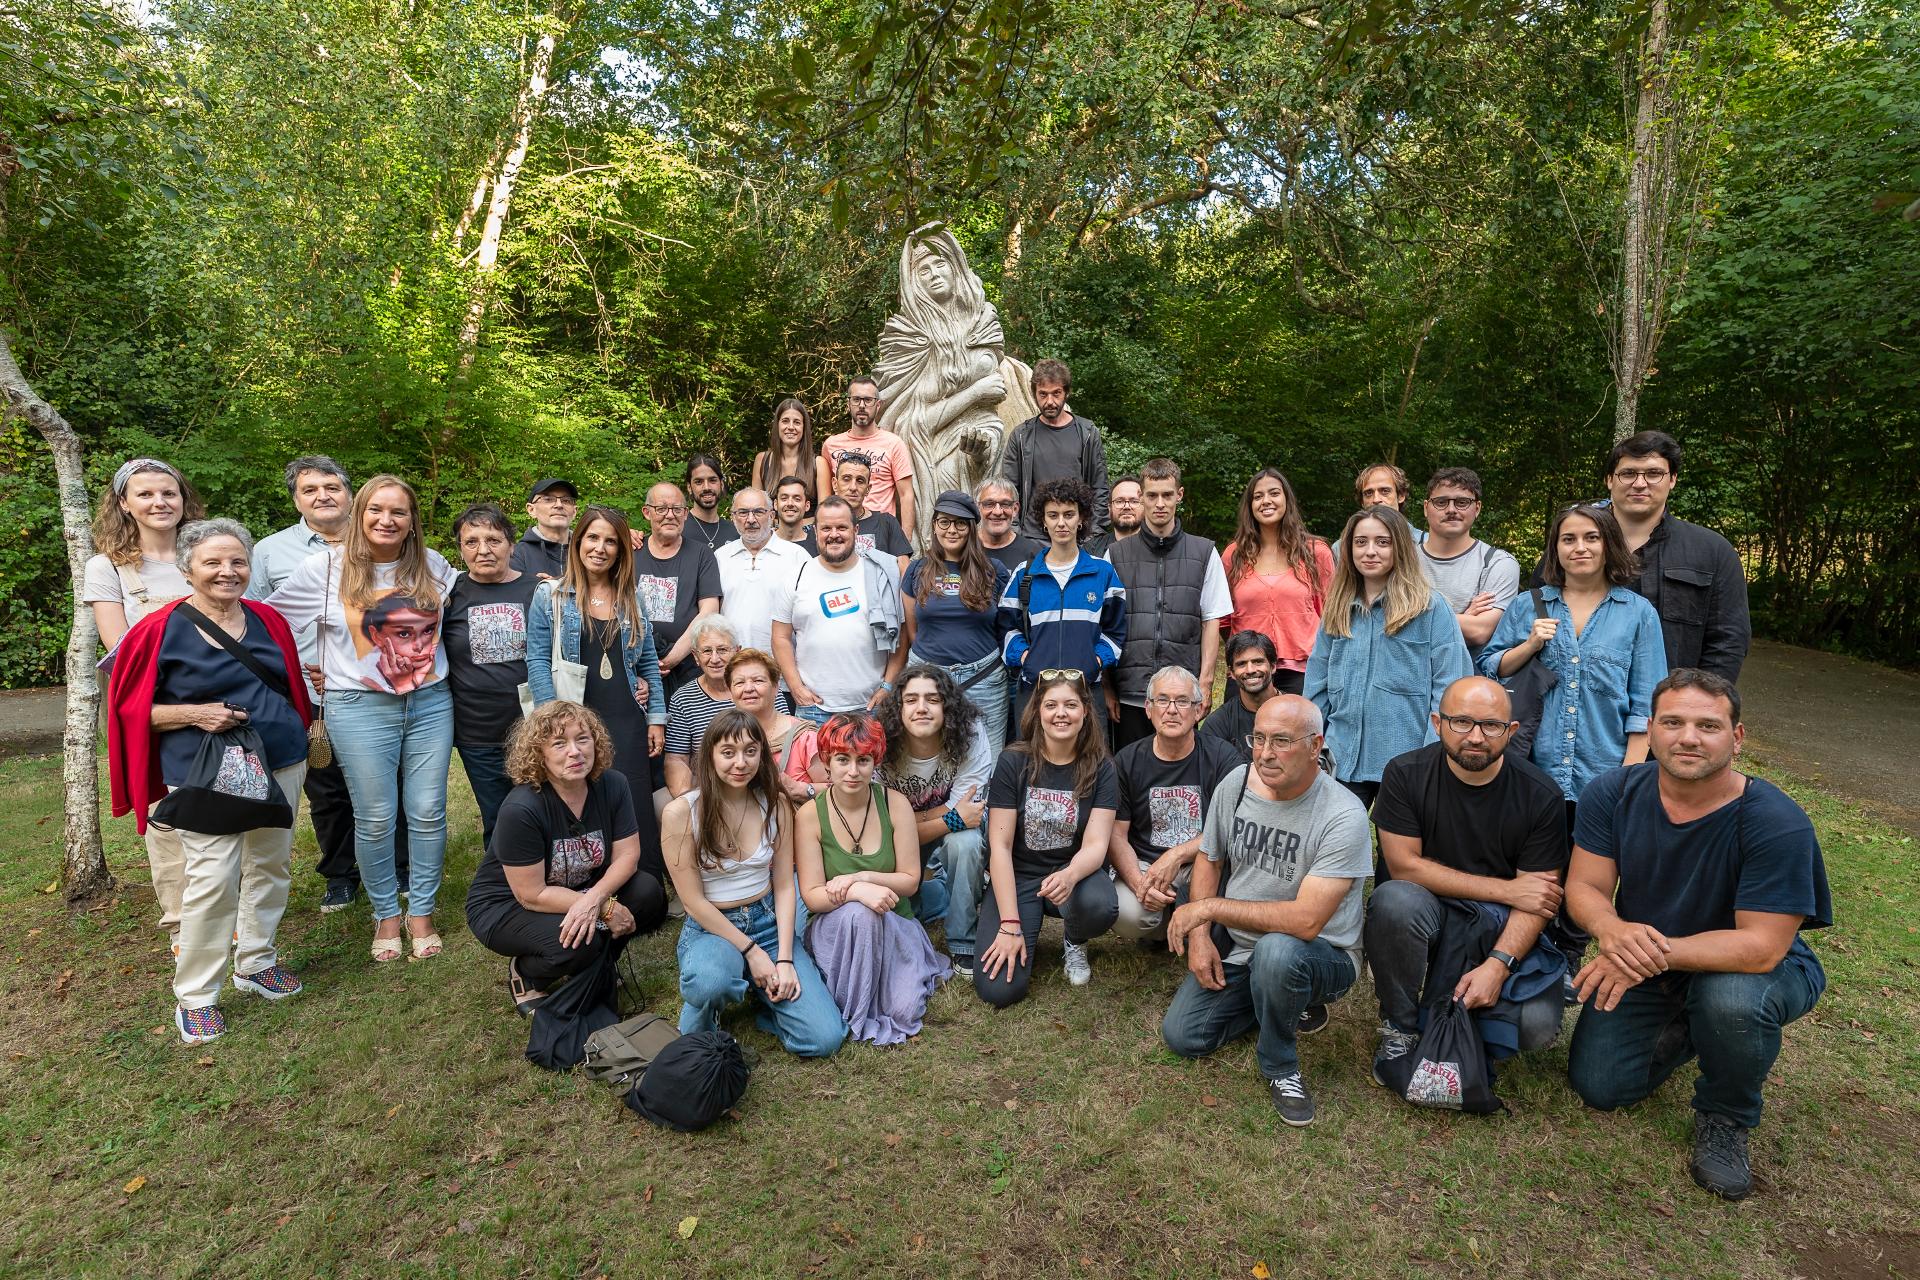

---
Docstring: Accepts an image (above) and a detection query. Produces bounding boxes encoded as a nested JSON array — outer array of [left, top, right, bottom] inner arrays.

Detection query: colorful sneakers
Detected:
[[232, 964, 304, 1001], [176, 1005, 225, 1044]]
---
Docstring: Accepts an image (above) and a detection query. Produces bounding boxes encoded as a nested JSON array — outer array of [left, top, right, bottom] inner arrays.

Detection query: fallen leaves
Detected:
[[676, 1216, 698, 1240], [1200, 1093, 1218, 1108], [643, 1184, 654, 1204], [123, 1175, 146, 1195], [1252, 1263, 1273, 1279]]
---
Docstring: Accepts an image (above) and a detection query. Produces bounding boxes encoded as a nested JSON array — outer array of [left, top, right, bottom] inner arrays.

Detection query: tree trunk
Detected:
[[1614, 0, 1668, 442], [0, 328, 112, 903], [457, 17, 566, 367]]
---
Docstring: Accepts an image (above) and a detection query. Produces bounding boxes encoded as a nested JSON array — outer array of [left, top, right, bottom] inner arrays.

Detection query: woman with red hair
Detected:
[[794, 712, 952, 1043]]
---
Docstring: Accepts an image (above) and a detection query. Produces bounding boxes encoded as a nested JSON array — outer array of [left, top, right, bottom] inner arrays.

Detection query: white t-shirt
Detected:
[[267, 550, 459, 696], [773, 558, 886, 711], [714, 537, 806, 656], [82, 553, 189, 628]]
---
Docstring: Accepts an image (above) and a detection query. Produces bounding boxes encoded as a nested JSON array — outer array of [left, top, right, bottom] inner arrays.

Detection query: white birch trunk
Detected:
[[1615, 0, 1668, 442]]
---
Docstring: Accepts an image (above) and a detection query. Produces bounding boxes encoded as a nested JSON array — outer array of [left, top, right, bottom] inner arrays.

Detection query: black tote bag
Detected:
[[148, 725, 295, 836]]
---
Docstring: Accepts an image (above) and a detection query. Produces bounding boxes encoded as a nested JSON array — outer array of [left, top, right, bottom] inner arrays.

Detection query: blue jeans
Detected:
[[919, 650, 1006, 750], [1567, 945, 1824, 1129], [676, 892, 846, 1057], [326, 683, 454, 920], [915, 827, 985, 961], [795, 704, 834, 727], [1161, 933, 1359, 1080], [458, 742, 513, 850]]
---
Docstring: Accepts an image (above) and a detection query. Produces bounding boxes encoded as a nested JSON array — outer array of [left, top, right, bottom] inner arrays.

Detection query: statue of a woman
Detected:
[[876, 223, 1038, 546]]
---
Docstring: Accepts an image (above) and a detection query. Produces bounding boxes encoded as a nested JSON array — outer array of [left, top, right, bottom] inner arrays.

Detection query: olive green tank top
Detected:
[[813, 783, 910, 917]]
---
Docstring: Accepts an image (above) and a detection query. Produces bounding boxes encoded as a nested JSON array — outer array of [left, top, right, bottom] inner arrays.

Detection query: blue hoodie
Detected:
[[996, 549, 1127, 687]]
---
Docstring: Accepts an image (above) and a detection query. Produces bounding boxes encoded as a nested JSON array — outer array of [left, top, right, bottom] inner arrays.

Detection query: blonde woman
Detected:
[[269, 475, 458, 962], [1304, 506, 1471, 810]]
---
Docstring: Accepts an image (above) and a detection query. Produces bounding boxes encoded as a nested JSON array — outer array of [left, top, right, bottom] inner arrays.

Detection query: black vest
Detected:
[[1107, 526, 1213, 702]]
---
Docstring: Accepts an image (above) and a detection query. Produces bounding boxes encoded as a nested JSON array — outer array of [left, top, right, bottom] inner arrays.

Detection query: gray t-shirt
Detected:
[[1418, 540, 1519, 654], [1201, 766, 1373, 971]]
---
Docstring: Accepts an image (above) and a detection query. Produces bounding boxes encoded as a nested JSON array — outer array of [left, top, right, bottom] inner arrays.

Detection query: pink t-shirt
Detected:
[[822, 430, 913, 518], [1220, 540, 1337, 669]]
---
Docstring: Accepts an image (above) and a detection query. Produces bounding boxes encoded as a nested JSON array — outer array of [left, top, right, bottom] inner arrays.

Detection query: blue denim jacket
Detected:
[[526, 580, 666, 726], [1305, 590, 1470, 784], [1477, 585, 1667, 800]]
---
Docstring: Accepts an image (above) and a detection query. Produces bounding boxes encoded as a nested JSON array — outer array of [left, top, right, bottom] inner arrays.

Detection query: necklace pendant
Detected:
[[850, 840, 862, 857], [599, 651, 613, 680]]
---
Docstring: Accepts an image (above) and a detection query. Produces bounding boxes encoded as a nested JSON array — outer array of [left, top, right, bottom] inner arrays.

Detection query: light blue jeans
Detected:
[[676, 892, 846, 1057], [921, 827, 986, 961], [326, 682, 454, 920]]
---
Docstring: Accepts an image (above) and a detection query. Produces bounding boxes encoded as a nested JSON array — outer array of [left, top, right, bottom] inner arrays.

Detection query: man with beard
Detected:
[[1416, 467, 1518, 657], [1354, 462, 1426, 544], [1000, 358, 1111, 542], [822, 375, 915, 533], [713, 487, 804, 656], [1087, 475, 1142, 555], [974, 477, 1040, 576], [1364, 676, 1571, 1087], [773, 497, 908, 723], [804, 452, 911, 573], [1201, 631, 1282, 763], [772, 475, 813, 545], [1565, 669, 1830, 1200], [684, 453, 741, 555]]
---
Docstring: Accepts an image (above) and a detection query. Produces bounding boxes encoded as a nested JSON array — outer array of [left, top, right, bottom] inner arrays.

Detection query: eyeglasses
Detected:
[[534, 493, 577, 506], [1612, 468, 1670, 484], [645, 504, 686, 516], [1148, 695, 1199, 711], [848, 395, 879, 405], [1038, 669, 1088, 684], [1246, 733, 1312, 752], [932, 515, 972, 530], [1425, 496, 1479, 510], [1437, 715, 1513, 737], [733, 507, 770, 519]]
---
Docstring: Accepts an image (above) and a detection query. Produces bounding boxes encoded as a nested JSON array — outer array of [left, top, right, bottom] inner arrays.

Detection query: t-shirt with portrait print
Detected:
[[465, 770, 641, 915], [986, 748, 1120, 877]]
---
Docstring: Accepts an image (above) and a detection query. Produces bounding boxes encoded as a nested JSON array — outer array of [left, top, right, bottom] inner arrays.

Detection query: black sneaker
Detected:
[[1267, 1072, 1316, 1127], [1690, 1112, 1753, 1200], [320, 882, 358, 913], [1371, 1023, 1420, 1088], [1296, 1003, 1329, 1036]]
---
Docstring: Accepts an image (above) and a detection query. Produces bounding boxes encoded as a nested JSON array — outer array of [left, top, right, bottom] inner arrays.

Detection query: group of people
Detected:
[[94, 357, 1819, 1199]]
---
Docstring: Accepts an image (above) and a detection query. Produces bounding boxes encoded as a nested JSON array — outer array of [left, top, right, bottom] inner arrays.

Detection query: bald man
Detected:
[[1364, 676, 1571, 1090], [714, 487, 805, 655], [1160, 695, 1372, 1127]]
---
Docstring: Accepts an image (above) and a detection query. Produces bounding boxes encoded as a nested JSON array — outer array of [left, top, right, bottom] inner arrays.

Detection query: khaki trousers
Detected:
[[171, 763, 306, 1009]]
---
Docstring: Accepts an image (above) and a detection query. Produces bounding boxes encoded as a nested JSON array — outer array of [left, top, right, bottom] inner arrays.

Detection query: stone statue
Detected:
[[876, 223, 1039, 547]]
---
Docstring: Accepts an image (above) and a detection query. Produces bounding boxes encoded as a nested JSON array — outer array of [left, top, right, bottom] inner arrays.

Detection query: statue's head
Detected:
[[900, 223, 984, 316], [911, 239, 955, 302]]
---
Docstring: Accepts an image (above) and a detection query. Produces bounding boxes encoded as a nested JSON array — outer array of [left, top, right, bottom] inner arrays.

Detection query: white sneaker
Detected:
[[1062, 941, 1092, 987]]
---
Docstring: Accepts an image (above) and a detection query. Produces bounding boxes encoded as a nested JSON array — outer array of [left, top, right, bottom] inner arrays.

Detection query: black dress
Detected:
[[580, 620, 664, 878]]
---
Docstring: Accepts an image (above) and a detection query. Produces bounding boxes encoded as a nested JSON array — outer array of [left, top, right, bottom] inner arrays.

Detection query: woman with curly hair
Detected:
[[995, 476, 1127, 732], [465, 702, 669, 1015], [1220, 468, 1335, 697], [663, 709, 845, 1056], [794, 713, 951, 1043]]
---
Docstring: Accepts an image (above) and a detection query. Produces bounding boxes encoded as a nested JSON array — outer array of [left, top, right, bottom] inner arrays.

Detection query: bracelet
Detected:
[[739, 939, 758, 955], [775, 959, 796, 967], [943, 807, 965, 833], [997, 924, 1023, 937]]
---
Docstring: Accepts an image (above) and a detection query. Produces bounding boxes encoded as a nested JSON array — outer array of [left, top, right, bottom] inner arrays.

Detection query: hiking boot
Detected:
[[1062, 941, 1092, 987], [176, 1005, 225, 1045], [1690, 1112, 1753, 1200], [1371, 1022, 1420, 1088], [1297, 1003, 1329, 1036], [1267, 1072, 1316, 1126], [320, 882, 358, 913], [232, 964, 304, 1001]]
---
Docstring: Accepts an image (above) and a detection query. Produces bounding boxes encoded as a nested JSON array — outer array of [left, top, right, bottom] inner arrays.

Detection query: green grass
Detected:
[[0, 744, 1914, 1278]]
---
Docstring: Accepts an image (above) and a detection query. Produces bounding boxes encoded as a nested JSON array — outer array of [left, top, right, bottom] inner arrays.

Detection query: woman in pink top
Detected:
[[1219, 468, 1335, 695]]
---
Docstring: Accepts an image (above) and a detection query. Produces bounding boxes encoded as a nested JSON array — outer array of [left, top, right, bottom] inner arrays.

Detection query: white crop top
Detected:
[[682, 790, 776, 904]]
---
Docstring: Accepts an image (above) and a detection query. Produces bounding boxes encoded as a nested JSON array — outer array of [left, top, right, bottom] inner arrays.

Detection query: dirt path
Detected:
[[3, 639, 1916, 831]]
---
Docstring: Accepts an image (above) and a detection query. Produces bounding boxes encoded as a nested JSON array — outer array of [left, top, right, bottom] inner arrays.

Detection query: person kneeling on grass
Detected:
[[663, 709, 846, 1057], [1159, 695, 1372, 1127], [1564, 669, 1830, 1201], [464, 701, 670, 1015], [974, 670, 1120, 1006], [794, 713, 952, 1044]]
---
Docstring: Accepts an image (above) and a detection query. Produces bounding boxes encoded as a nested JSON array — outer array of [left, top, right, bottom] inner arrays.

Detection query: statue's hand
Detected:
[[960, 428, 996, 463], [975, 372, 1007, 407]]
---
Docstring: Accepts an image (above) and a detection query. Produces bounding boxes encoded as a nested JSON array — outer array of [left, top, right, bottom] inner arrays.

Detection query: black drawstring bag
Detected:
[[623, 1030, 750, 1132], [1502, 586, 1559, 760], [525, 940, 621, 1071], [149, 725, 294, 836], [1382, 997, 1505, 1115]]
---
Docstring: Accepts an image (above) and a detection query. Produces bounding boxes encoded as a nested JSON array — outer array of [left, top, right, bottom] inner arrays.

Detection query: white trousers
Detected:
[[171, 762, 307, 1009], [143, 824, 187, 947]]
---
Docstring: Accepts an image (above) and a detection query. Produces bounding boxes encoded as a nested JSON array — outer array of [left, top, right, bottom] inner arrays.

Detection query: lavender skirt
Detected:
[[806, 904, 953, 1045]]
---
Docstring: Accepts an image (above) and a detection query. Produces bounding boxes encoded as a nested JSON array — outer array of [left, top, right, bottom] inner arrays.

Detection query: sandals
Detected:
[[507, 959, 548, 1016], [408, 930, 443, 961], [370, 932, 404, 964]]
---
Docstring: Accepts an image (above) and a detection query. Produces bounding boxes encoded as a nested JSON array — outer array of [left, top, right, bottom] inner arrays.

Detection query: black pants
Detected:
[[467, 871, 668, 985], [973, 870, 1119, 1009], [303, 757, 409, 889], [1113, 701, 1155, 752]]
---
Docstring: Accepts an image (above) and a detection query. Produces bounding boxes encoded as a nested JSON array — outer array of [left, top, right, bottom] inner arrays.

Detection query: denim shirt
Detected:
[[1304, 589, 1470, 784], [1477, 585, 1668, 801], [526, 580, 666, 726]]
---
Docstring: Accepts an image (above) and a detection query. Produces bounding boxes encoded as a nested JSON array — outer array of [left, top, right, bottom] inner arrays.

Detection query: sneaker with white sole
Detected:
[[1062, 941, 1092, 987], [232, 964, 304, 1001], [1267, 1072, 1316, 1126], [950, 956, 974, 981], [319, 882, 358, 913], [1371, 1022, 1420, 1088], [176, 1005, 225, 1044]]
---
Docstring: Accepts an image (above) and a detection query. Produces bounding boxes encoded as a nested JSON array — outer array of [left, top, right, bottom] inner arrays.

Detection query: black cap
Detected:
[[932, 489, 979, 522], [528, 477, 577, 502]]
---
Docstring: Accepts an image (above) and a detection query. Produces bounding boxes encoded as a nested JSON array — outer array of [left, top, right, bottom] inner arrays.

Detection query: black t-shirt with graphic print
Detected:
[[986, 748, 1119, 877], [444, 572, 541, 748], [1113, 733, 1243, 864], [466, 771, 641, 914]]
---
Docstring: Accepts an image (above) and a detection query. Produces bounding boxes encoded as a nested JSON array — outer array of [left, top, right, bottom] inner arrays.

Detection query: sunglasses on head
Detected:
[[1037, 669, 1088, 685]]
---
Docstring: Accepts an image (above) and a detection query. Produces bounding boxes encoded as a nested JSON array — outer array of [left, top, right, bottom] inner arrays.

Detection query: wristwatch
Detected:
[[1490, 949, 1517, 971]]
